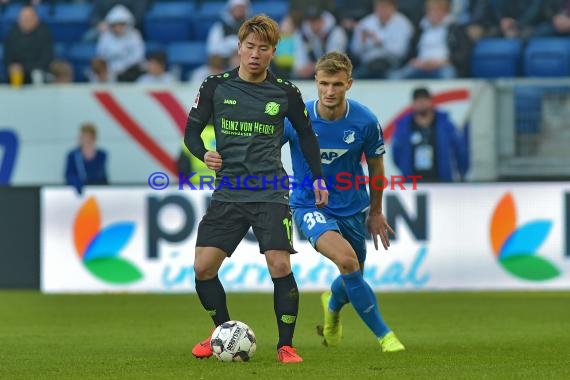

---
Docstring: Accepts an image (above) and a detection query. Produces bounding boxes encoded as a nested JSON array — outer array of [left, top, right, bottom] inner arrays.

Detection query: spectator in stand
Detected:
[[293, 7, 348, 79], [48, 59, 74, 83], [95, 4, 145, 82], [391, 87, 469, 182], [397, 0, 426, 27], [137, 51, 175, 85], [289, 0, 336, 27], [206, 0, 249, 66], [335, 0, 374, 48], [450, 0, 491, 41], [389, 0, 457, 79], [272, 14, 300, 78], [65, 123, 109, 195], [351, 0, 414, 79], [87, 57, 114, 83], [189, 54, 226, 83], [3, 5, 53, 85], [488, 0, 542, 39], [535, 0, 570, 36], [83, 0, 149, 41]]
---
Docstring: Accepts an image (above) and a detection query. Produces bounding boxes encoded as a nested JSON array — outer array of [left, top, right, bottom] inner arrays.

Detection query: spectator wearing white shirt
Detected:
[[206, 0, 249, 64], [389, 0, 456, 79], [137, 52, 176, 85], [293, 7, 348, 79], [95, 4, 145, 82], [351, 0, 414, 78]]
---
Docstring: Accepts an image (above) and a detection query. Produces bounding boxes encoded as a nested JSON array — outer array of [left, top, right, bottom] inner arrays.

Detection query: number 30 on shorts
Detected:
[[303, 211, 326, 230]]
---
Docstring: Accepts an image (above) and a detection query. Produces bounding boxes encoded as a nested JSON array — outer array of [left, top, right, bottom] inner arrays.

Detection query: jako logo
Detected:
[[490, 193, 560, 281], [73, 197, 143, 284]]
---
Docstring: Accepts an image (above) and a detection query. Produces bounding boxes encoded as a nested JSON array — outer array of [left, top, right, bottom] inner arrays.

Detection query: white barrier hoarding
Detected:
[[41, 184, 570, 293], [1, 80, 477, 185]]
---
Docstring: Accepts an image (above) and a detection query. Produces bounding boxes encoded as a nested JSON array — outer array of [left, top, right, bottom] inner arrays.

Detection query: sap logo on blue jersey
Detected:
[[321, 149, 348, 164], [343, 130, 356, 144]]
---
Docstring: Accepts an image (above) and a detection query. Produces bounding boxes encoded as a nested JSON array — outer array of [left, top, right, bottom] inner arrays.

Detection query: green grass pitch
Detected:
[[1, 291, 569, 379]]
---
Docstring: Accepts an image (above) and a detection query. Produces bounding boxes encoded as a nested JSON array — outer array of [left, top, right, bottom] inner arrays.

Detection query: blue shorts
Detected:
[[292, 207, 367, 262]]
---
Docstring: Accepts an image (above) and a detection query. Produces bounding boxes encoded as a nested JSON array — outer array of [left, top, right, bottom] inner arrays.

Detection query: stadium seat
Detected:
[[167, 41, 207, 80], [67, 42, 97, 82], [194, 2, 225, 41], [46, 3, 92, 43], [144, 2, 196, 43], [251, 1, 289, 22], [523, 38, 570, 78], [471, 38, 523, 78], [53, 42, 68, 60], [145, 41, 166, 56]]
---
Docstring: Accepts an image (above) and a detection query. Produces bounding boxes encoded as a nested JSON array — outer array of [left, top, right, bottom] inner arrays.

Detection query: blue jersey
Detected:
[[283, 99, 386, 217]]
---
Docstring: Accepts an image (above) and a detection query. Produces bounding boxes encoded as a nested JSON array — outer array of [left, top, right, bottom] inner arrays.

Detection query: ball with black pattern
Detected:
[[210, 320, 257, 362]]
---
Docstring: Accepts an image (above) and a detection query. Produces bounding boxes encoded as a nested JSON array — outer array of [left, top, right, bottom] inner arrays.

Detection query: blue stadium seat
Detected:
[[471, 38, 523, 78], [145, 41, 166, 56], [46, 3, 92, 43], [167, 41, 207, 80], [194, 2, 225, 41], [523, 38, 570, 78], [67, 42, 97, 82], [53, 42, 68, 60], [251, 1, 289, 22], [144, 2, 196, 43]]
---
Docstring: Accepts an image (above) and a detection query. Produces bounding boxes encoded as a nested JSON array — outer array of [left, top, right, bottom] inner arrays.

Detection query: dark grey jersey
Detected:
[[185, 68, 323, 204]]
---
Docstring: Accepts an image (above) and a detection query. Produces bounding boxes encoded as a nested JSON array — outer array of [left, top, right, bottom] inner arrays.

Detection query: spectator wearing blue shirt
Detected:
[[65, 123, 108, 194], [391, 87, 469, 182]]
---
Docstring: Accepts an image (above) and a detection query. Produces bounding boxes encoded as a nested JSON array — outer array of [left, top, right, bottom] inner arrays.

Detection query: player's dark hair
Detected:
[[238, 14, 280, 47], [315, 51, 353, 79]]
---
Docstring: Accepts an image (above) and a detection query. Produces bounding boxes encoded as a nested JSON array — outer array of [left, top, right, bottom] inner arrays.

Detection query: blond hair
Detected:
[[238, 14, 280, 47], [315, 52, 353, 79], [426, 0, 450, 11], [80, 123, 97, 139]]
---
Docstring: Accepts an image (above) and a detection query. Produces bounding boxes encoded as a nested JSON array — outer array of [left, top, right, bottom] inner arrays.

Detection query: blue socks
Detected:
[[332, 271, 390, 338], [329, 275, 349, 312]]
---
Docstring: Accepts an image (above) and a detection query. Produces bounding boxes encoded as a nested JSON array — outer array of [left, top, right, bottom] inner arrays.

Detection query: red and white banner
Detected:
[[0, 81, 474, 185]]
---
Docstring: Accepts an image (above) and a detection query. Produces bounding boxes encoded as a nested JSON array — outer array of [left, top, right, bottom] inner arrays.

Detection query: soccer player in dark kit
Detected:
[[184, 14, 328, 363]]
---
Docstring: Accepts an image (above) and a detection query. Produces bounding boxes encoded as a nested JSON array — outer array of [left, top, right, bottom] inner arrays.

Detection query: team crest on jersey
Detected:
[[192, 91, 200, 108], [343, 130, 356, 144], [321, 149, 348, 164], [265, 101, 280, 116]]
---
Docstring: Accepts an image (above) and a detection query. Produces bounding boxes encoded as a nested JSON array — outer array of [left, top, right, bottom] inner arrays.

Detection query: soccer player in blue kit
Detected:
[[283, 52, 405, 352]]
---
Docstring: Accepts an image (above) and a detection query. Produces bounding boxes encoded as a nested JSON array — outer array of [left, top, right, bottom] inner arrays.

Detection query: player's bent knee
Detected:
[[336, 254, 360, 274], [265, 252, 292, 278], [193, 261, 218, 280]]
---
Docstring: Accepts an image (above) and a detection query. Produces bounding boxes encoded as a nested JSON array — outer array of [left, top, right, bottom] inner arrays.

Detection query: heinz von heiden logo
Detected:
[[490, 193, 560, 281], [73, 197, 143, 284]]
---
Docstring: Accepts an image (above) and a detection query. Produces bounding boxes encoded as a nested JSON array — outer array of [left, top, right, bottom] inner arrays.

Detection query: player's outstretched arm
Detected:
[[366, 156, 395, 250]]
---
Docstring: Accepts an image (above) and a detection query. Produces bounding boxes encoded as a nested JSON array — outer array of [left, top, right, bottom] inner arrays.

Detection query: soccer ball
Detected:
[[210, 321, 257, 362]]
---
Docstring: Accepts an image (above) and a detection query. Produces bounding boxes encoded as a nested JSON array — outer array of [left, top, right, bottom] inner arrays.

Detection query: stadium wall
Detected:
[[0, 80, 494, 185], [0, 187, 40, 289], [40, 184, 570, 293]]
